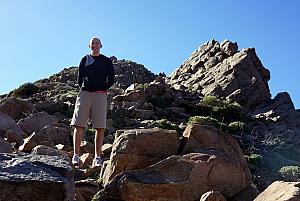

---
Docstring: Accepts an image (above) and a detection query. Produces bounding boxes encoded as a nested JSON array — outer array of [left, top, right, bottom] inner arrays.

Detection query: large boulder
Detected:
[[102, 128, 180, 185], [0, 153, 75, 201], [168, 39, 271, 107], [254, 181, 300, 201]]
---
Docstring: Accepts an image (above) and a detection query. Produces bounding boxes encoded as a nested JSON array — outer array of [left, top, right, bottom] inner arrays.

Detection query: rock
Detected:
[[80, 141, 95, 154], [0, 98, 34, 120], [17, 111, 58, 134], [80, 153, 94, 169], [0, 153, 75, 201], [0, 112, 25, 145], [102, 143, 113, 157], [5, 128, 25, 146], [0, 111, 18, 130], [251, 92, 295, 121], [232, 183, 259, 201], [75, 179, 101, 201], [200, 191, 226, 201], [102, 128, 179, 185], [254, 181, 300, 201], [19, 125, 71, 152], [55, 143, 73, 152], [31, 145, 70, 160], [0, 136, 12, 153]]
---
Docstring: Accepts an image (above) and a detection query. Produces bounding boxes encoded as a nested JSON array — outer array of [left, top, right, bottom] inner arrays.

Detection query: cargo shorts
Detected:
[[70, 90, 107, 128]]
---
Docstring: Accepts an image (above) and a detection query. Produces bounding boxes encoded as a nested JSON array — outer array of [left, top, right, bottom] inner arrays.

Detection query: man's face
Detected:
[[89, 38, 102, 53]]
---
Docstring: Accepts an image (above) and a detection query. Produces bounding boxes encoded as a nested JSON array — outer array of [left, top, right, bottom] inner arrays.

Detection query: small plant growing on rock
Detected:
[[188, 116, 228, 132], [202, 95, 223, 107], [228, 121, 246, 135], [246, 154, 263, 167], [279, 166, 300, 182]]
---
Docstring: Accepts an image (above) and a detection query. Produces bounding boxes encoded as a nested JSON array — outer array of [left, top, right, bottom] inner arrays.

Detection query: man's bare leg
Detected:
[[73, 126, 84, 155], [95, 128, 104, 157]]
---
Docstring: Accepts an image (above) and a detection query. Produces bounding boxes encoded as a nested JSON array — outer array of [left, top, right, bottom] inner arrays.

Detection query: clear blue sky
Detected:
[[0, 1, 299, 109]]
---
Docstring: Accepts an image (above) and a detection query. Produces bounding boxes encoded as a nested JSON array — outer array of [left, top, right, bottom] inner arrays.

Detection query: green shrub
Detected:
[[246, 154, 263, 167], [12, 82, 39, 97], [228, 121, 246, 135], [188, 116, 227, 131], [202, 95, 223, 107], [211, 102, 243, 123], [152, 119, 180, 132], [279, 166, 300, 181], [136, 83, 149, 90]]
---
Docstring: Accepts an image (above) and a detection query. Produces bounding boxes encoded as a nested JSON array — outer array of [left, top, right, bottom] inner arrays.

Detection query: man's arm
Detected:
[[78, 58, 85, 88], [105, 59, 115, 90]]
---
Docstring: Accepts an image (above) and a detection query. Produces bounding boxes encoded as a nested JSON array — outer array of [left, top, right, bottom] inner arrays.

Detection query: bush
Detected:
[[188, 116, 228, 132], [246, 154, 263, 167], [12, 82, 39, 97], [211, 102, 243, 123], [136, 83, 149, 91], [279, 166, 300, 181], [202, 95, 223, 107], [152, 119, 180, 132], [228, 121, 246, 135]]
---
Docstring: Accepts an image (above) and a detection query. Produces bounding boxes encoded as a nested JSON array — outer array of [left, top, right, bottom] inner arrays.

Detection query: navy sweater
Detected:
[[78, 54, 115, 92]]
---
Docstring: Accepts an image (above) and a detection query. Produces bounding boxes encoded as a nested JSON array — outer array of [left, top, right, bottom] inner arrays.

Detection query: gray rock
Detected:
[[0, 152, 75, 201]]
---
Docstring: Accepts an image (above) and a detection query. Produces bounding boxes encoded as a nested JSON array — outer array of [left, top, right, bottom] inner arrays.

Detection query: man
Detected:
[[70, 37, 115, 167]]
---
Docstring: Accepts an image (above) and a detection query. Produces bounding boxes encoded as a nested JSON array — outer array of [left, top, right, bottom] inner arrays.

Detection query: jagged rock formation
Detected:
[[168, 39, 271, 108]]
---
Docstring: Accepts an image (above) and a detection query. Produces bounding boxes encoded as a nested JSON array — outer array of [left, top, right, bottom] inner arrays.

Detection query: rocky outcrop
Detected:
[[0, 153, 75, 201], [247, 92, 300, 174], [168, 39, 271, 107], [112, 58, 157, 89], [254, 181, 300, 201]]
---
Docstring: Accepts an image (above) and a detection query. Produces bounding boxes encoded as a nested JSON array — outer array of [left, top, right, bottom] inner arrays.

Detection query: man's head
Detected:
[[89, 37, 102, 55]]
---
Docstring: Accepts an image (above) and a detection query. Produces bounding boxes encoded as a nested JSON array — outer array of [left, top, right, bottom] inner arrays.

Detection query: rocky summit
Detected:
[[0, 40, 300, 201]]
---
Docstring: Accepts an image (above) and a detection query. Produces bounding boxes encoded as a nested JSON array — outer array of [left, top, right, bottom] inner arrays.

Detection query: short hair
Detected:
[[90, 37, 101, 44]]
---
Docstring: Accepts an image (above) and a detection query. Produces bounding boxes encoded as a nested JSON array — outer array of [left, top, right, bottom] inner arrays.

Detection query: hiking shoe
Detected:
[[72, 155, 81, 166], [92, 156, 103, 167]]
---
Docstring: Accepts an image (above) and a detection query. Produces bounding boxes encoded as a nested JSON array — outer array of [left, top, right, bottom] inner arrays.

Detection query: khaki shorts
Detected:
[[70, 90, 107, 128]]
